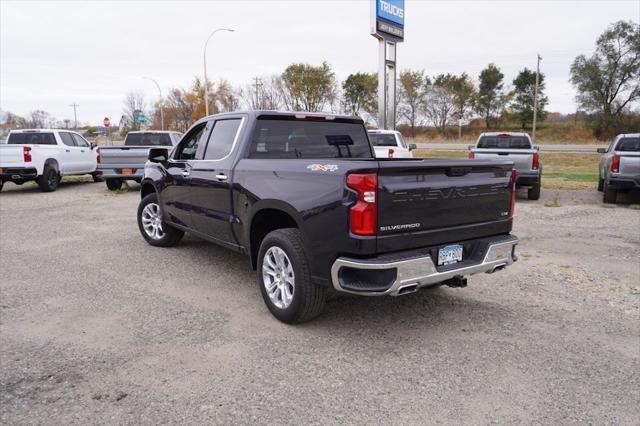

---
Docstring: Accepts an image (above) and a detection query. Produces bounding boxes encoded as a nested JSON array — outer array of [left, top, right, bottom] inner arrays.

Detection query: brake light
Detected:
[[498, 133, 511, 137], [532, 153, 539, 170], [509, 169, 517, 217], [96, 148, 101, 164], [346, 173, 377, 236], [611, 156, 620, 173], [388, 148, 394, 158], [23, 146, 32, 163], [468, 152, 475, 159]]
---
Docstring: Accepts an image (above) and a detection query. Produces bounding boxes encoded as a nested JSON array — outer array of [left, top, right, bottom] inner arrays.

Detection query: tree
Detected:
[[511, 68, 548, 129], [27, 110, 53, 128], [342, 72, 377, 119], [240, 76, 283, 111], [398, 69, 428, 136], [280, 62, 337, 112], [474, 63, 507, 128], [448, 73, 476, 137], [122, 91, 146, 132], [570, 20, 640, 137], [423, 74, 457, 134]]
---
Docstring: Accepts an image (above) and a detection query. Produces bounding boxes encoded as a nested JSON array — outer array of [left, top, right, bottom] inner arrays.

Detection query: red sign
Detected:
[[103, 117, 110, 128]]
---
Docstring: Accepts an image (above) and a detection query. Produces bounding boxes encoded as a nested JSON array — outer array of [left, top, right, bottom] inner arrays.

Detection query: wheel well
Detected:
[[140, 182, 156, 199], [44, 159, 59, 172], [250, 209, 298, 270]]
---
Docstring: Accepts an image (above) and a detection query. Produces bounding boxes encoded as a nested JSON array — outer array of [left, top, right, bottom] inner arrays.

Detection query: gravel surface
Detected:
[[1, 180, 639, 424]]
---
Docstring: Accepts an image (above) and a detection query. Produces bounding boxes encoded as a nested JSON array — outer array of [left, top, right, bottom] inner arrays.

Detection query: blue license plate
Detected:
[[438, 244, 463, 266]]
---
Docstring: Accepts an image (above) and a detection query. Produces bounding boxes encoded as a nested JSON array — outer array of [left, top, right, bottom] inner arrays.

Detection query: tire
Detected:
[[527, 182, 541, 200], [0, 181, 3, 192], [603, 182, 617, 204], [92, 172, 104, 183], [137, 192, 184, 247], [257, 228, 326, 324], [597, 176, 604, 192], [105, 178, 123, 191], [37, 166, 59, 192]]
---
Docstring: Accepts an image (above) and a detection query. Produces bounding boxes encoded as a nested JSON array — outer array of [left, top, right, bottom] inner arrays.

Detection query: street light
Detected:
[[143, 76, 164, 130], [203, 28, 234, 117]]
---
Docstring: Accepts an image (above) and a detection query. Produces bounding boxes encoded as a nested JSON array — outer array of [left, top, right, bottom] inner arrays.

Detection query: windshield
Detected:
[[8, 132, 56, 145], [477, 135, 532, 149], [248, 119, 372, 159], [369, 134, 398, 147], [124, 133, 173, 146], [615, 137, 640, 152]]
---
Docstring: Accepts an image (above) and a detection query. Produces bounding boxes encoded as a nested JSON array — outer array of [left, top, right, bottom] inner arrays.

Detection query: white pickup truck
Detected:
[[0, 129, 99, 192], [368, 130, 416, 158]]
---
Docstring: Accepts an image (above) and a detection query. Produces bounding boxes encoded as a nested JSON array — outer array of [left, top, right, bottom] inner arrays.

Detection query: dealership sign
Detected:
[[371, 0, 404, 41]]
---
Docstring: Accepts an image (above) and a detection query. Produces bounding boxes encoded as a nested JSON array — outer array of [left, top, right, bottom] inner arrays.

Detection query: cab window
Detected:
[[175, 124, 206, 160]]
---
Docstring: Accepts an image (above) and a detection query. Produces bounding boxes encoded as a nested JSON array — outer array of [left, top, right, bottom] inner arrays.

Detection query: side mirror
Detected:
[[90, 142, 97, 150], [148, 147, 169, 163], [597, 148, 607, 154], [468, 145, 474, 150], [408, 143, 417, 150], [534, 145, 540, 151]]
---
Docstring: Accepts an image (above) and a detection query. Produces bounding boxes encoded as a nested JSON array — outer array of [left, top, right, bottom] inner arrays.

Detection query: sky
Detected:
[[1, 0, 638, 125]]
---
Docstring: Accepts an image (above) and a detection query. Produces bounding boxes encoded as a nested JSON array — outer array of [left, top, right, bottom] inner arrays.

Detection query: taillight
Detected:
[[532, 153, 539, 170], [388, 148, 394, 158], [468, 152, 475, 159], [611, 156, 620, 173], [509, 169, 517, 217], [346, 173, 377, 236], [23, 146, 32, 163], [96, 148, 101, 164]]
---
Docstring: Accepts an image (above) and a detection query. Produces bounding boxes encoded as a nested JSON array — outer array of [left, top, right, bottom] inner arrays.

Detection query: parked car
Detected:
[[368, 129, 416, 158], [0, 129, 100, 192], [136, 111, 519, 323], [98, 131, 182, 190], [469, 132, 542, 200], [597, 133, 640, 203]]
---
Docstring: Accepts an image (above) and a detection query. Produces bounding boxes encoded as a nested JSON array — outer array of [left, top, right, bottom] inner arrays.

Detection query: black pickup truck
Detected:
[[137, 111, 519, 323]]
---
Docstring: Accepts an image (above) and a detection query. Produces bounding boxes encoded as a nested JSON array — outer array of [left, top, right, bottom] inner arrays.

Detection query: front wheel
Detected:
[[105, 178, 123, 191], [257, 228, 326, 324], [137, 192, 184, 247], [37, 167, 59, 192]]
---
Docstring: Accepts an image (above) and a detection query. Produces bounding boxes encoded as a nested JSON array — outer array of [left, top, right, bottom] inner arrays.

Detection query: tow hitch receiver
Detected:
[[444, 276, 467, 288]]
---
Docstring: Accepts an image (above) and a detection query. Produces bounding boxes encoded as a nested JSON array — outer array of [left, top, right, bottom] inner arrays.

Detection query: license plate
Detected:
[[121, 168, 133, 175], [438, 244, 463, 266]]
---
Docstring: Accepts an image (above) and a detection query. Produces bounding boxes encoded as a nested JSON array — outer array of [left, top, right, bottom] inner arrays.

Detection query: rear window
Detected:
[[124, 133, 173, 146], [477, 135, 531, 149], [615, 137, 640, 152], [8, 132, 56, 145], [248, 119, 372, 159], [369, 134, 397, 147]]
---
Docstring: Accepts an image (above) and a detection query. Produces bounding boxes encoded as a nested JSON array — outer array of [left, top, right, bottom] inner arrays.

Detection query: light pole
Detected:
[[143, 76, 164, 130], [203, 28, 234, 117], [532, 53, 542, 143], [69, 103, 79, 129]]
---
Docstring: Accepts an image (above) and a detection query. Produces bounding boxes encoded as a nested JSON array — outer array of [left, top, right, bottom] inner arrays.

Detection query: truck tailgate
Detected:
[[98, 147, 152, 166], [0, 146, 26, 167], [617, 151, 640, 175], [376, 159, 514, 252], [473, 149, 535, 171]]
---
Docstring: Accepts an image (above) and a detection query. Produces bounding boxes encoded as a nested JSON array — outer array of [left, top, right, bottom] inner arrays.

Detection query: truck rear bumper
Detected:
[[97, 166, 144, 179], [608, 175, 640, 189], [330, 234, 518, 296], [0, 167, 38, 182], [516, 171, 540, 186]]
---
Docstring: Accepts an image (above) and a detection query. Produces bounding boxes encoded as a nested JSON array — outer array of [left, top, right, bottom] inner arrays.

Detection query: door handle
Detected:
[[80, 150, 85, 153], [215, 173, 227, 181], [65, 149, 70, 153], [181, 170, 190, 177]]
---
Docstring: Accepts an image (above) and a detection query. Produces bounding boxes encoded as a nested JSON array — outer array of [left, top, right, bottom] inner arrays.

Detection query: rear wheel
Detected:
[[37, 167, 59, 192], [137, 192, 184, 247], [257, 228, 326, 324], [105, 178, 123, 191], [0, 181, 3, 192], [597, 176, 604, 192], [603, 182, 617, 204], [527, 182, 541, 200]]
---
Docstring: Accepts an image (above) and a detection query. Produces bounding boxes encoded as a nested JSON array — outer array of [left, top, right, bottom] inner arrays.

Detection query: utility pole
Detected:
[[69, 103, 79, 129], [531, 54, 542, 143], [253, 77, 263, 109]]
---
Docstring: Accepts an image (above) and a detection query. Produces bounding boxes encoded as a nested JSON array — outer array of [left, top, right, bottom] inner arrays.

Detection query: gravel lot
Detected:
[[1, 180, 639, 425]]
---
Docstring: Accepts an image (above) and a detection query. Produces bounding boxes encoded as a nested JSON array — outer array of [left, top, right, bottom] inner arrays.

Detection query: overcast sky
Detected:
[[1, 0, 638, 125]]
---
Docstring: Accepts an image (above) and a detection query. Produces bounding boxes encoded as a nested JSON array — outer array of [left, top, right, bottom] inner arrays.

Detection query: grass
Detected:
[[413, 150, 601, 190]]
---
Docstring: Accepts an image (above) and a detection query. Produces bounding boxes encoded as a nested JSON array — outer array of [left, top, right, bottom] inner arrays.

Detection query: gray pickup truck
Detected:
[[469, 132, 541, 200], [98, 131, 182, 190], [597, 133, 640, 203]]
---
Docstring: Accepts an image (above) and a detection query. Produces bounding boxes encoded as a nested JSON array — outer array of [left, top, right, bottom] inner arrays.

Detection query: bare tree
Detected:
[[122, 91, 146, 131]]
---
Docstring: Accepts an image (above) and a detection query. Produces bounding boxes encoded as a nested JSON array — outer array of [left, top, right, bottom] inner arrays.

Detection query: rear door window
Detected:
[[203, 119, 242, 160], [477, 136, 531, 149], [248, 118, 372, 159], [615, 137, 640, 152], [8, 133, 56, 145]]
